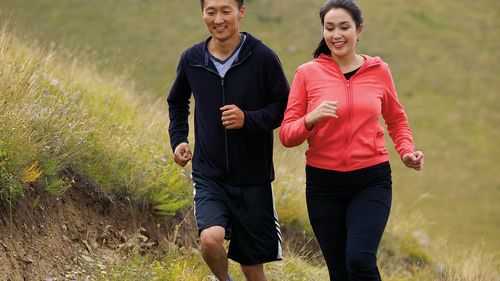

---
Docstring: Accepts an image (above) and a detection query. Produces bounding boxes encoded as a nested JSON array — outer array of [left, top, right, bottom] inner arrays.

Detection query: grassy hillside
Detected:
[[1, 0, 499, 272], [0, 7, 499, 280], [0, 27, 190, 216]]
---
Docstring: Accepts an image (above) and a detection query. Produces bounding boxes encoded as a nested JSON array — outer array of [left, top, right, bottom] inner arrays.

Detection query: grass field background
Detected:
[[1, 0, 499, 263]]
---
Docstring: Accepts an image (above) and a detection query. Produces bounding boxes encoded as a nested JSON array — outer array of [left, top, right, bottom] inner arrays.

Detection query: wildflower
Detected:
[[22, 160, 43, 183], [436, 261, 446, 275], [412, 230, 430, 246], [160, 156, 168, 163]]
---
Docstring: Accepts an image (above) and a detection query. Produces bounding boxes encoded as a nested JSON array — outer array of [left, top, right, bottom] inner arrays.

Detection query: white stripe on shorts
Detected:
[[271, 183, 283, 260]]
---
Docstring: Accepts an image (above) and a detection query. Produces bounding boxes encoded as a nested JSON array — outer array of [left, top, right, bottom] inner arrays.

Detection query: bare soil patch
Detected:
[[0, 171, 196, 281], [0, 171, 322, 281]]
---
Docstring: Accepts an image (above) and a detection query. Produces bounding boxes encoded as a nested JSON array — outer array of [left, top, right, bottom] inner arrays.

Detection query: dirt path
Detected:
[[0, 172, 196, 281]]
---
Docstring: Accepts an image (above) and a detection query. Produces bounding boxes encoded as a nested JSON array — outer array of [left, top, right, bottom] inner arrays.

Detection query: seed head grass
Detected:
[[1, 0, 499, 277], [0, 26, 189, 214]]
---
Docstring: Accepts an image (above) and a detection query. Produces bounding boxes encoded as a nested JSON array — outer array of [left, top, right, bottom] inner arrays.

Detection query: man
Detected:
[[167, 0, 289, 280]]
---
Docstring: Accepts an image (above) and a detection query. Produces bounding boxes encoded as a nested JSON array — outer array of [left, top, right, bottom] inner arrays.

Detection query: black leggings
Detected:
[[306, 162, 392, 281]]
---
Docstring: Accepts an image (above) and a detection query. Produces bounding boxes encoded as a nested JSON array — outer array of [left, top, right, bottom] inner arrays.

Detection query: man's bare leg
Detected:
[[241, 264, 268, 281], [200, 226, 229, 281]]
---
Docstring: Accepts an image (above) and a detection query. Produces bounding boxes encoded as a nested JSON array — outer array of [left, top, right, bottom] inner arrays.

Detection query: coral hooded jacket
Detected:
[[279, 54, 414, 171]]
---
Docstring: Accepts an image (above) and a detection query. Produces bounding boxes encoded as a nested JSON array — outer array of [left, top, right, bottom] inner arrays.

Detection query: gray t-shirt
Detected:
[[210, 34, 246, 78]]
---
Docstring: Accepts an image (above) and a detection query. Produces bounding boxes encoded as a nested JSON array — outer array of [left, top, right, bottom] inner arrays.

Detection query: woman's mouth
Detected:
[[333, 41, 346, 48]]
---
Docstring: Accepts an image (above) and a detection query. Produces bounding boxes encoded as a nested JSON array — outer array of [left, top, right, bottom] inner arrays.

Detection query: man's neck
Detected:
[[208, 33, 242, 61]]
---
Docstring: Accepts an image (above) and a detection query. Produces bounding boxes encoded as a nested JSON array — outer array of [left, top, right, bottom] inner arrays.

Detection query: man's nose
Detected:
[[214, 13, 224, 24]]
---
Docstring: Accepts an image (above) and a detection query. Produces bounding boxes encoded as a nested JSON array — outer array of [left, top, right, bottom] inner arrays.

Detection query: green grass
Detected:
[[0, 27, 190, 215], [78, 244, 329, 281], [1, 0, 498, 253], [68, 212, 498, 280], [1, 16, 499, 281], [0, 0, 499, 278]]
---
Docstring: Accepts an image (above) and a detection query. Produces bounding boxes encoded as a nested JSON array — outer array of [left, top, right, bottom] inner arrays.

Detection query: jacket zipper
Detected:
[[190, 51, 252, 181], [343, 80, 352, 169], [221, 78, 230, 177], [340, 61, 378, 169], [220, 52, 252, 181]]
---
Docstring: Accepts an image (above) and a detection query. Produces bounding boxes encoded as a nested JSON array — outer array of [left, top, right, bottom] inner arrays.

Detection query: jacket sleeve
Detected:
[[279, 68, 313, 147], [381, 63, 414, 159], [242, 51, 290, 131], [167, 52, 192, 151]]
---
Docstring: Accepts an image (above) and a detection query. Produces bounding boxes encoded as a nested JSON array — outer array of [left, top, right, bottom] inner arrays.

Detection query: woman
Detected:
[[279, 0, 424, 280]]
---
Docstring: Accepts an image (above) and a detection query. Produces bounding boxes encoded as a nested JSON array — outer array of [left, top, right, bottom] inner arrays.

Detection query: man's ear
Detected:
[[239, 5, 246, 19]]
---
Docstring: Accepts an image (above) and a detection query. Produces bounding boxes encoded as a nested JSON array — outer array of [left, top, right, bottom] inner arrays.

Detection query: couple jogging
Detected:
[[167, 0, 424, 280]]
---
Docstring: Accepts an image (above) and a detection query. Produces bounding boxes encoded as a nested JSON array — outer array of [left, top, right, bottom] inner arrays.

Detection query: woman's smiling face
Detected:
[[323, 8, 363, 59]]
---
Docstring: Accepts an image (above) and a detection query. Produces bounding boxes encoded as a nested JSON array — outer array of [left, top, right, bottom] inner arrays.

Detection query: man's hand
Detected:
[[173, 142, 192, 167], [402, 151, 424, 171], [220, 104, 244, 129]]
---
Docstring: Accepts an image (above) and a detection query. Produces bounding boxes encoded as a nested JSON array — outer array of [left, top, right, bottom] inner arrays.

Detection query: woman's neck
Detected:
[[331, 53, 364, 73]]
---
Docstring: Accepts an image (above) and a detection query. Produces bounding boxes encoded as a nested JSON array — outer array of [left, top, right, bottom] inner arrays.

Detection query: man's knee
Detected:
[[346, 252, 376, 273], [200, 226, 225, 251], [240, 264, 263, 273], [241, 264, 266, 280]]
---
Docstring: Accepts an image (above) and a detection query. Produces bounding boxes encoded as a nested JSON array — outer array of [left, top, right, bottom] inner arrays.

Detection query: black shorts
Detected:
[[191, 170, 282, 265]]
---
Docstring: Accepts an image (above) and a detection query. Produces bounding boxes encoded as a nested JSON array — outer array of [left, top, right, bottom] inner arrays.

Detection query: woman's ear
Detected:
[[356, 24, 364, 39]]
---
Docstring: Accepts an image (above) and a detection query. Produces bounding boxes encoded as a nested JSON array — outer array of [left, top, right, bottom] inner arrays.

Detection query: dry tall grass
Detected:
[[0, 26, 189, 214], [1, 5, 499, 278]]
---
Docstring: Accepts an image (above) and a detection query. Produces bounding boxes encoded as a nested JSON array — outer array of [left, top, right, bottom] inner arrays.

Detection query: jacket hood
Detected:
[[186, 32, 261, 66]]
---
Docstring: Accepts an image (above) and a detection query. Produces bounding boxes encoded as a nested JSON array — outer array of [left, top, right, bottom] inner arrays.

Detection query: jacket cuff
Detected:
[[171, 139, 189, 152], [399, 149, 414, 160], [296, 116, 314, 140]]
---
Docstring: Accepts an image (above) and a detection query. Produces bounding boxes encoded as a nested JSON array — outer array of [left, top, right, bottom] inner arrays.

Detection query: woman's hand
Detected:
[[402, 151, 424, 171], [304, 101, 339, 130]]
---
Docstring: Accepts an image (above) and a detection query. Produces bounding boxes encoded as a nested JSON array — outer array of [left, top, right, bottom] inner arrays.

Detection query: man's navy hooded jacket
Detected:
[[168, 33, 290, 186]]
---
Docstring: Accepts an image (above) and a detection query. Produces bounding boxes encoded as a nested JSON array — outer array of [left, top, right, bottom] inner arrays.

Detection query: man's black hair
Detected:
[[200, 0, 245, 10]]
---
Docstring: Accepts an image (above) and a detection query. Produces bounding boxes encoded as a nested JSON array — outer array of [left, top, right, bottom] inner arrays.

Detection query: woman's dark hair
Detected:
[[200, 0, 244, 10], [313, 0, 363, 58]]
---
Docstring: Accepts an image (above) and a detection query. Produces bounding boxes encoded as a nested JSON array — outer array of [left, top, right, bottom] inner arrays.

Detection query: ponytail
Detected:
[[313, 38, 331, 58]]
